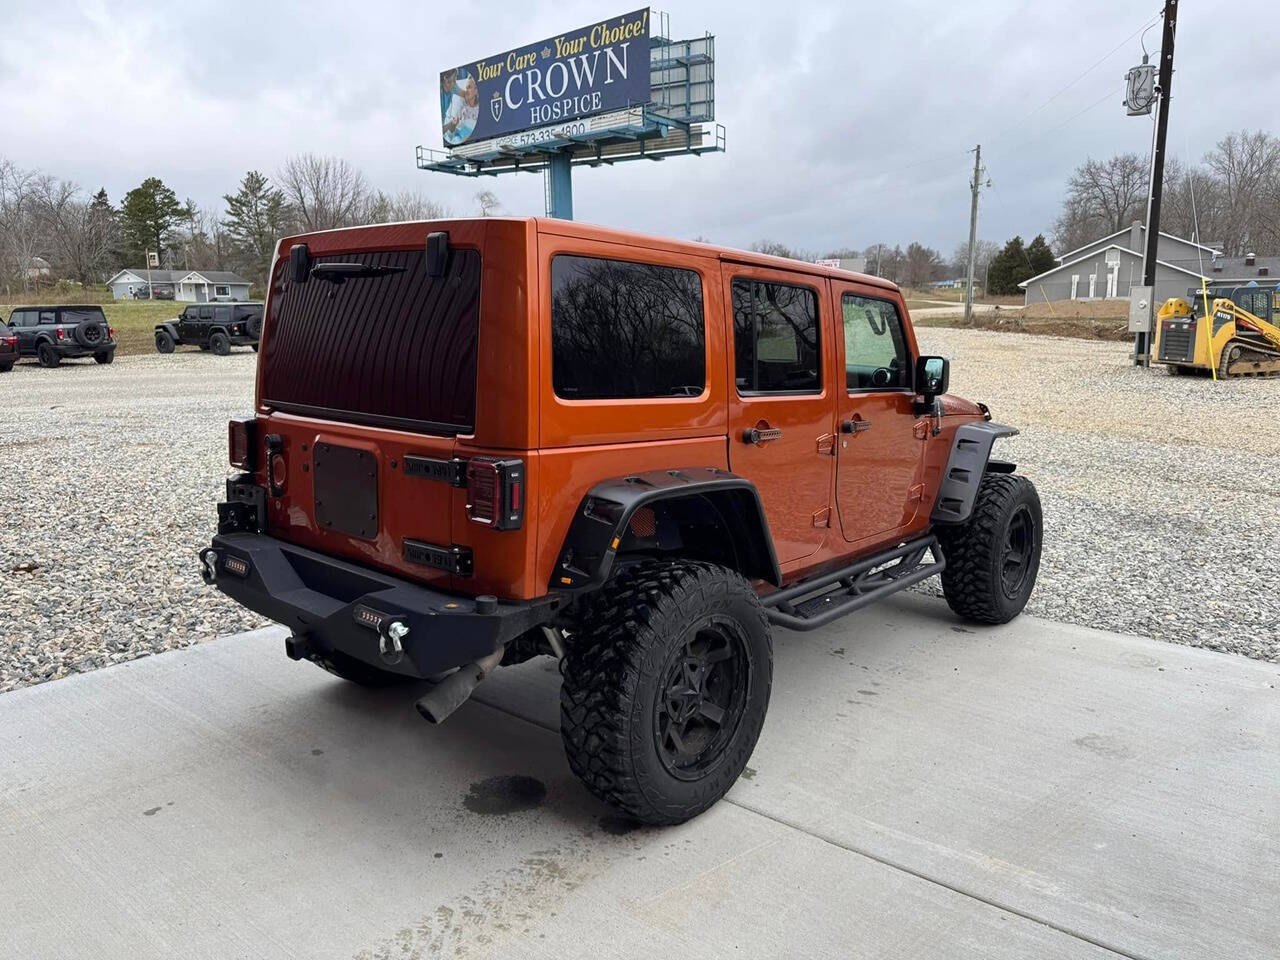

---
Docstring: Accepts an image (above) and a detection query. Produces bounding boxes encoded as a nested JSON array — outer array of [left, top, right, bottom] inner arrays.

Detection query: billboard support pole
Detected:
[[547, 152, 573, 220]]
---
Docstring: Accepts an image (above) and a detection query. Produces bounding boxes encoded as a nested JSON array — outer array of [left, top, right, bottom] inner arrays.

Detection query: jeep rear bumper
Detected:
[[203, 532, 557, 679]]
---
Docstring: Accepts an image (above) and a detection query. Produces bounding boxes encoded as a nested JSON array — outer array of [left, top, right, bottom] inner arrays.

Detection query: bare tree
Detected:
[[474, 189, 501, 217], [1203, 129, 1280, 255], [277, 154, 369, 231], [0, 157, 43, 294], [950, 239, 999, 279], [363, 189, 449, 224], [1053, 153, 1148, 251], [32, 177, 117, 285], [903, 242, 944, 289]]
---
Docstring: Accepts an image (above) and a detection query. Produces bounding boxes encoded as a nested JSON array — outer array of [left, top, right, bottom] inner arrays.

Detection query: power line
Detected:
[[988, 9, 1163, 146]]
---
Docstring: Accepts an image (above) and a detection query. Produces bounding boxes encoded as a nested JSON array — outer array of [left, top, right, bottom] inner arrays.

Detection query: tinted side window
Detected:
[[9, 311, 27, 327], [38, 310, 56, 325], [198, 306, 213, 320], [842, 294, 910, 389], [732, 279, 821, 393], [214, 306, 232, 322], [551, 255, 706, 400]]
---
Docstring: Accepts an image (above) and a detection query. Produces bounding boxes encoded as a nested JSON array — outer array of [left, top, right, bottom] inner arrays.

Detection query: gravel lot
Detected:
[[3, 330, 1277, 691]]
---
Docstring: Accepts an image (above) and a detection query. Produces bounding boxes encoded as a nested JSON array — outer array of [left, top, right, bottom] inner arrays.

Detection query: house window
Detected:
[[214, 284, 230, 298], [1070, 275, 1079, 299]]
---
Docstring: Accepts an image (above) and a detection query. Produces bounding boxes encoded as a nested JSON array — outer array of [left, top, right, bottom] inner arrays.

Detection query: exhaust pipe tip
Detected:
[[414, 647, 505, 724]]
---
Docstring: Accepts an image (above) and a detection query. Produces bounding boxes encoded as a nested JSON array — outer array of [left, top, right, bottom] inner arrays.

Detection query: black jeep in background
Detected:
[[7, 306, 116, 367], [155, 302, 263, 355]]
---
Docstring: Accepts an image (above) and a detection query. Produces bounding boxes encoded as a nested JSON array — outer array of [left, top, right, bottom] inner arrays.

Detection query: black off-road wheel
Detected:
[[209, 331, 231, 356], [155, 330, 176, 353], [37, 342, 60, 368], [94, 350, 114, 364], [311, 649, 411, 688], [560, 559, 772, 825], [935, 473, 1042, 624]]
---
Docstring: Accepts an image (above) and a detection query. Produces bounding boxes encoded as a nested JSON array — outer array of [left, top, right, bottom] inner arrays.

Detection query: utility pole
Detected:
[[1135, 0, 1178, 365], [964, 145, 986, 324]]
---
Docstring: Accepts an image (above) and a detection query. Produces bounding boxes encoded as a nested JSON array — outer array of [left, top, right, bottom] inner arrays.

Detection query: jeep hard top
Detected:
[[202, 218, 1042, 824], [7, 305, 116, 367]]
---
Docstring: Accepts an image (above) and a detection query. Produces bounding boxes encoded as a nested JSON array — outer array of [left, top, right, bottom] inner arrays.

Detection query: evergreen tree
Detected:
[[223, 170, 288, 283], [120, 177, 187, 265], [1026, 234, 1056, 275], [986, 236, 1028, 295]]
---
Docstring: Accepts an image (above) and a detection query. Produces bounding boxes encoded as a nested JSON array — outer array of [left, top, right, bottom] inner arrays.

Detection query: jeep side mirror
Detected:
[[426, 231, 449, 278], [916, 355, 949, 397], [289, 243, 311, 284]]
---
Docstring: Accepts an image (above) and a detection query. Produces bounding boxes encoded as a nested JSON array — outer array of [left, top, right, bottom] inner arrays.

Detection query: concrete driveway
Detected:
[[2, 592, 1277, 960]]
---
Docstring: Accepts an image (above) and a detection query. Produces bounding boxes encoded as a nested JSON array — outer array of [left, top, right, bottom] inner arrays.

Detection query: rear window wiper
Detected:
[[310, 263, 407, 285]]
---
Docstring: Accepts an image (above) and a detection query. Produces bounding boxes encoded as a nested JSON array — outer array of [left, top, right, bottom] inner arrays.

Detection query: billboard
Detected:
[[439, 9, 652, 148]]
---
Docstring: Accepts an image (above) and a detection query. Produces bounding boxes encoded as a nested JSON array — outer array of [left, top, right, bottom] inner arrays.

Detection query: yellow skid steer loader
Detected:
[[1155, 286, 1280, 378]]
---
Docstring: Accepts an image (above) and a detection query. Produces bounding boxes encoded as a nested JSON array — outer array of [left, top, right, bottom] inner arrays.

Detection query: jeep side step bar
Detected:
[[760, 535, 944, 631]]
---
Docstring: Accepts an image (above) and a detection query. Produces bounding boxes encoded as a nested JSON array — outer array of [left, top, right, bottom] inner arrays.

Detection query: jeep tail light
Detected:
[[228, 418, 256, 470], [56, 327, 65, 340], [465, 458, 523, 530], [108, 326, 115, 339]]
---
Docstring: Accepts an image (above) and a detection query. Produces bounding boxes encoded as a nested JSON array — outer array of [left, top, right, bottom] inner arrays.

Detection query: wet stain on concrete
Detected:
[[142, 806, 161, 816], [831, 647, 846, 657], [311, 748, 324, 756], [463, 775, 548, 815], [598, 815, 643, 836], [951, 625, 974, 634], [1074, 733, 1135, 760], [741, 765, 758, 780], [856, 689, 879, 696]]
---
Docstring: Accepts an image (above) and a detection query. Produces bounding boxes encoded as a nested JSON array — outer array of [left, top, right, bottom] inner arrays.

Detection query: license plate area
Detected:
[[313, 442, 378, 540]]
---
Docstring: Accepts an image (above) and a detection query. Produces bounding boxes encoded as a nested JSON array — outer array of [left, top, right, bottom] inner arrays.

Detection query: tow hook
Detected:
[[199, 548, 218, 584], [379, 620, 409, 666]]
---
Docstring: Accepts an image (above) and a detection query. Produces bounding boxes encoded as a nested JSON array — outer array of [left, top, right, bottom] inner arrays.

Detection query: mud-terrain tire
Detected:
[[936, 473, 1042, 624], [37, 341, 60, 368], [311, 649, 412, 687], [246, 313, 263, 338], [155, 330, 176, 353], [560, 559, 772, 825], [74, 319, 105, 349], [209, 331, 231, 356], [0, 362, 13, 373], [94, 350, 114, 364]]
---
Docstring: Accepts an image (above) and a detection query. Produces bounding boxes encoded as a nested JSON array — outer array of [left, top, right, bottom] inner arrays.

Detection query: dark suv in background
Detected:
[[155, 302, 263, 355], [7, 306, 116, 367]]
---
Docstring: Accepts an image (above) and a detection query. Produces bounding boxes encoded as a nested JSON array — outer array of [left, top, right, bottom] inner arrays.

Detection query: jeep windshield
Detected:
[[259, 248, 481, 434]]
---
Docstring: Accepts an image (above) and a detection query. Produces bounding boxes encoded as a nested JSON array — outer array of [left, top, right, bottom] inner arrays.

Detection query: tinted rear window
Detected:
[[550, 254, 705, 400], [261, 248, 481, 433], [61, 309, 105, 324]]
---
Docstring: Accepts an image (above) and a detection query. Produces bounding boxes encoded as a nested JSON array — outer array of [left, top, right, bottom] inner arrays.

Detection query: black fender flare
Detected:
[[552, 467, 782, 593], [155, 321, 180, 339], [930, 422, 1019, 524]]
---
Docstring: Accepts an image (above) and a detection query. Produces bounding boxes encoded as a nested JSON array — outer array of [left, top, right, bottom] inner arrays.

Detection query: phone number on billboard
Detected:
[[500, 122, 589, 148]]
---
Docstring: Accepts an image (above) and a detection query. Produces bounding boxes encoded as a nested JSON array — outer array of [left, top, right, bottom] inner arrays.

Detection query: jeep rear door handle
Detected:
[[743, 426, 783, 445], [841, 417, 871, 434]]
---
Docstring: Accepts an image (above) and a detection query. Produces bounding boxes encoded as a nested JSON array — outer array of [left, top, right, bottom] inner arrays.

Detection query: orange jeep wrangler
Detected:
[[202, 218, 1041, 824]]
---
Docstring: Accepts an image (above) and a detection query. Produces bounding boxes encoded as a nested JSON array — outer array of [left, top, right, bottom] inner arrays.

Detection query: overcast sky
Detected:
[[3, 0, 1276, 257]]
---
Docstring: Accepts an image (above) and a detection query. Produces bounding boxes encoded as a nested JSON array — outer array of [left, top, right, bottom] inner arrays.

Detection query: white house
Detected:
[[107, 269, 252, 302], [1017, 222, 1221, 305]]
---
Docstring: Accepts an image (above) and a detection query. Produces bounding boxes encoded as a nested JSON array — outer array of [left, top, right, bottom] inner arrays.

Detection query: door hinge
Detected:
[[816, 433, 835, 456], [812, 506, 831, 528], [913, 420, 929, 440], [908, 483, 924, 503]]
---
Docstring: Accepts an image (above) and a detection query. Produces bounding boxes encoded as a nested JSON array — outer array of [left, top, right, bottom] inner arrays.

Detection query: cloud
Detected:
[[2, 0, 1276, 255]]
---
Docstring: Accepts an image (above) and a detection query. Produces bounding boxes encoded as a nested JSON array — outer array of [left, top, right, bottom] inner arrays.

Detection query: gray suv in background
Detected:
[[7, 305, 116, 367]]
